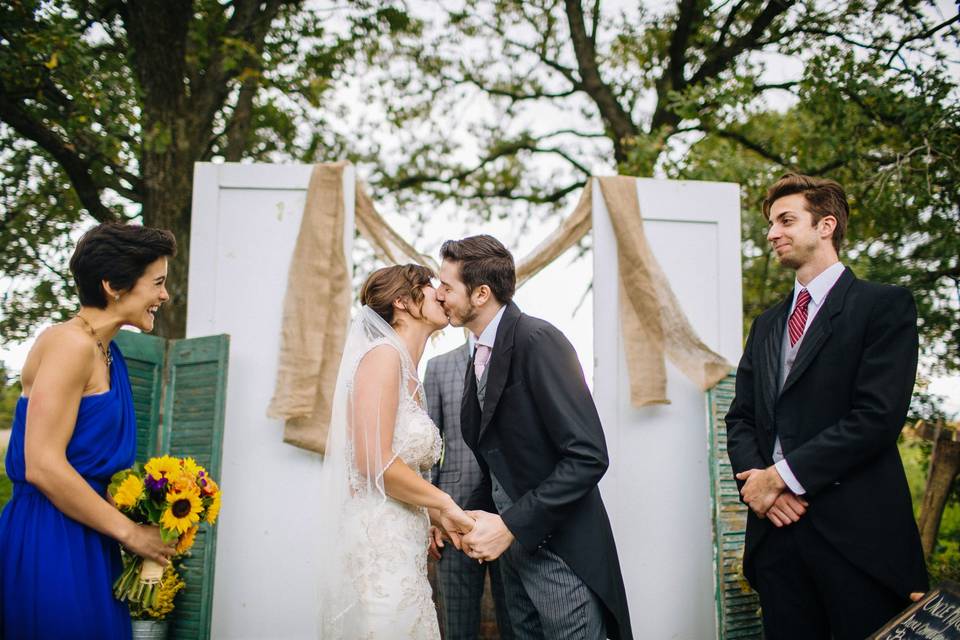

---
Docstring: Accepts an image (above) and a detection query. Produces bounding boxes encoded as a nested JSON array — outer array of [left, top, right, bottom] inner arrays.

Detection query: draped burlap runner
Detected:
[[597, 176, 732, 405], [269, 163, 732, 453], [267, 163, 351, 452]]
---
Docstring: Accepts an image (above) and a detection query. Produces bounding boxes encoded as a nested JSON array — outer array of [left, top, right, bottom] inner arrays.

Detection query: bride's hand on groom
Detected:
[[461, 510, 514, 563], [428, 500, 475, 551]]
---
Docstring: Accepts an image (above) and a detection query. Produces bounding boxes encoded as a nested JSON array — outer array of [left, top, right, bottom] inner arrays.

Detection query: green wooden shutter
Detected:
[[113, 331, 165, 463], [707, 372, 763, 639], [161, 335, 229, 640], [116, 331, 230, 640]]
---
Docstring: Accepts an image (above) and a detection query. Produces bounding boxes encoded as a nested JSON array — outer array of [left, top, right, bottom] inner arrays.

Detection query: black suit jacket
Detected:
[[726, 268, 928, 597], [460, 302, 632, 640]]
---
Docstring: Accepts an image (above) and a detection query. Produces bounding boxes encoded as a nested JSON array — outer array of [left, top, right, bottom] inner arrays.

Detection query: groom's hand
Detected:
[[428, 526, 444, 560], [737, 466, 787, 517], [462, 510, 514, 562]]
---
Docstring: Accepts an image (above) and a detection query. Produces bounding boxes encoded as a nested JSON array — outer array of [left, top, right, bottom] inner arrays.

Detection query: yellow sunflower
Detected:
[[113, 474, 144, 509], [161, 486, 203, 534], [180, 457, 204, 479], [145, 455, 180, 480], [205, 490, 222, 525], [176, 525, 199, 554]]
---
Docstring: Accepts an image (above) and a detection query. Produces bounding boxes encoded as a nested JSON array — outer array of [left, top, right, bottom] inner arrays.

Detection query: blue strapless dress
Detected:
[[0, 341, 135, 639]]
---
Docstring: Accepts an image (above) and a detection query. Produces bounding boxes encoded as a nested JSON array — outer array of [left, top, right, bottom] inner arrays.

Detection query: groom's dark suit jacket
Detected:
[[460, 302, 632, 640], [726, 268, 927, 597]]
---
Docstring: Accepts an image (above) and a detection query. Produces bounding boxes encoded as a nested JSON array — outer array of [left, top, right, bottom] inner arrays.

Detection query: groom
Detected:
[[435, 235, 632, 640]]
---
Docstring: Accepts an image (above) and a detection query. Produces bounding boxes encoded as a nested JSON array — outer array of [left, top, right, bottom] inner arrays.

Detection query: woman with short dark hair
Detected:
[[0, 222, 178, 639]]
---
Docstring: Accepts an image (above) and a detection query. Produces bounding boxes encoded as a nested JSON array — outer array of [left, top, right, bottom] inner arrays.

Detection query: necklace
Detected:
[[76, 314, 112, 368]]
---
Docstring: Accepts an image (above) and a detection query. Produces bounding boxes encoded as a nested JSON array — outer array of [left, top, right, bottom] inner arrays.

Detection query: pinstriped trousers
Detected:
[[498, 541, 607, 640]]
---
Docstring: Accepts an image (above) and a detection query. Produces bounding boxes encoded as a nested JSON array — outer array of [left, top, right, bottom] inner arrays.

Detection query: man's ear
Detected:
[[818, 215, 837, 239], [472, 284, 491, 306]]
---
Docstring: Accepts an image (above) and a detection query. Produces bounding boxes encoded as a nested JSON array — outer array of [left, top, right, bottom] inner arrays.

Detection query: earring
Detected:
[[114, 294, 120, 302]]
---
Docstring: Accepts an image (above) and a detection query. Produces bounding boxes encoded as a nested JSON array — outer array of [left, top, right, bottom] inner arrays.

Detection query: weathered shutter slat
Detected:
[[708, 373, 763, 639], [113, 331, 165, 462], [162, 334, 229, 640]]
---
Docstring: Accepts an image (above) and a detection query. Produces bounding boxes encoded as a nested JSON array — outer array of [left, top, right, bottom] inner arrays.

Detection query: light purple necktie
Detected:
[[474, 344, 492, 380]]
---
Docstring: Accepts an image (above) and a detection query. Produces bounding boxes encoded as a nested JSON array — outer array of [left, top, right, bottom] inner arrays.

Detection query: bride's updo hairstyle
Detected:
[[360, 264, 435, 327]]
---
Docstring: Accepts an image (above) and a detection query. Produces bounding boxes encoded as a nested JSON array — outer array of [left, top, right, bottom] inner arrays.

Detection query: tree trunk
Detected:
[[918, 424, 960, 558], [139, 151, 193, 340]]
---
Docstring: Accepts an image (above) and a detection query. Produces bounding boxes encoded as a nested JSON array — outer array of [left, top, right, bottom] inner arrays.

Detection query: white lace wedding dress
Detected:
[[318, 310, 443, 640]]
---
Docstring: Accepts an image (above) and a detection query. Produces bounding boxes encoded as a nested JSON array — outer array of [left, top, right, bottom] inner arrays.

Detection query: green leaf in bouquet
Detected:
[[142, 497, 164, 524], [160, 526, 180, 545]]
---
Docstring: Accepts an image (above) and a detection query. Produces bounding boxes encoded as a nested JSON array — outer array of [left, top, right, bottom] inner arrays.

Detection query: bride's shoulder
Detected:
[[355, 341, 401, 373]]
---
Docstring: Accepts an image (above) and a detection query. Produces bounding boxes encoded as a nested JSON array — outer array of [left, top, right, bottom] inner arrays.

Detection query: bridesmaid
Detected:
[[0, 223, 179, 639]]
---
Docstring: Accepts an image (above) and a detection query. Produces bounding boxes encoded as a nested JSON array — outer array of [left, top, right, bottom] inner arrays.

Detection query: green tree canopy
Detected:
[[350, 0, 958, 374], [0, 0, 415, 339]]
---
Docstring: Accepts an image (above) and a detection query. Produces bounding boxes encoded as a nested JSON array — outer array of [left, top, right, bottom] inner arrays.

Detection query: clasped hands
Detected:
[[736, 466, 809, 528], [428, 504, 514, 563]]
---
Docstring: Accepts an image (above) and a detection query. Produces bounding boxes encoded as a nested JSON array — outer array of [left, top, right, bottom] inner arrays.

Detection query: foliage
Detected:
[[349, 0, 959, 377], [0, 367, 12, 511], [0, 362, 21, 431], [673, 51, 960, 371], [0, 0, 418, 339], [901, 433, 960, 583]]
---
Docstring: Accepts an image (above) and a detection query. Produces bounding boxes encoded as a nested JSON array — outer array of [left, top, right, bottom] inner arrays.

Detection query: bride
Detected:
[[318, 264, 474, 638]]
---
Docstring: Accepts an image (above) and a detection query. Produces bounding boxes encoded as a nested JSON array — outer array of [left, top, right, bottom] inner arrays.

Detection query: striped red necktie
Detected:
[[788, 289, 812, 346]]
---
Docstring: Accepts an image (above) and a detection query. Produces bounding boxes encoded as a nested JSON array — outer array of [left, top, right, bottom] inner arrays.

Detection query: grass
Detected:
[[0, 441, 9, 510], [900, 435, 960, 584]]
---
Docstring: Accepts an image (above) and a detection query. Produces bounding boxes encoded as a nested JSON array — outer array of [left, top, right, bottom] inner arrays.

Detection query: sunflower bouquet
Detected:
[[108, 455, 222, 614]]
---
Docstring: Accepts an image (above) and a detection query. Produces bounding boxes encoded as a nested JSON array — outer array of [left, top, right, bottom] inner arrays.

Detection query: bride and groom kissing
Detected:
[[317, 235, 632, 639]]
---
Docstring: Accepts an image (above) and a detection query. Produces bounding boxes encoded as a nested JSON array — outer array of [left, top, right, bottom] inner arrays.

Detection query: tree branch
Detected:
[[714, 0, 750, 51], [190, 0, 284, 145], [690, 0, 797, 87], [665, 0, 702, 92], [563, 0, 638, 162], [391, 132, 590, 191], [0, 86, 117, 222], [887, 14, 960, 67], [415, 180, 586, 205], [457, 69, 577, 102], [754, 80, 798, 92], [706, 125, 793, 167], [224, 73, 260, 161]]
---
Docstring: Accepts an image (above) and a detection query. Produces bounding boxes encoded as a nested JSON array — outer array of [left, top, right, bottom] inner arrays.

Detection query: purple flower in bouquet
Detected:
[[144, 474, 168, 497]]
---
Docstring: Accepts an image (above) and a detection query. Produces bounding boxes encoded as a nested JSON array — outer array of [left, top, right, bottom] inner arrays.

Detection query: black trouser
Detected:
[[753, 518, 909, 640]]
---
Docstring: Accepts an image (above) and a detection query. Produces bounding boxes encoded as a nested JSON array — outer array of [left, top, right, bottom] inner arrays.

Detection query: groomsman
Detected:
[[726, 173, 928, 640], [425, 342, 513, 640]]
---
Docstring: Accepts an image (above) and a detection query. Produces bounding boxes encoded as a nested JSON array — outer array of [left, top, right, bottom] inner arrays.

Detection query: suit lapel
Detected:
[[477, 302, 521, 442], [779, 268, 853, 396], [759, 295, 791, 429]]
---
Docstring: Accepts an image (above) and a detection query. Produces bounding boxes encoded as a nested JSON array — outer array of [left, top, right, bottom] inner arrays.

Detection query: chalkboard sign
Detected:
[[871, 582, 960, 639]]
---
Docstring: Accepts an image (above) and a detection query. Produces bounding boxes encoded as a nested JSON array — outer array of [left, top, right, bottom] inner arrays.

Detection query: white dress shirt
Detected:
[[471, 305, 506, 360], [774, 261, 846, 495]]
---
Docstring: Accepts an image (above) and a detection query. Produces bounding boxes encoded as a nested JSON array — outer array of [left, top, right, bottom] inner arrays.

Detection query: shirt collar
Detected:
[[473, 305, 506, 351], [794, 262, 845, 307]]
